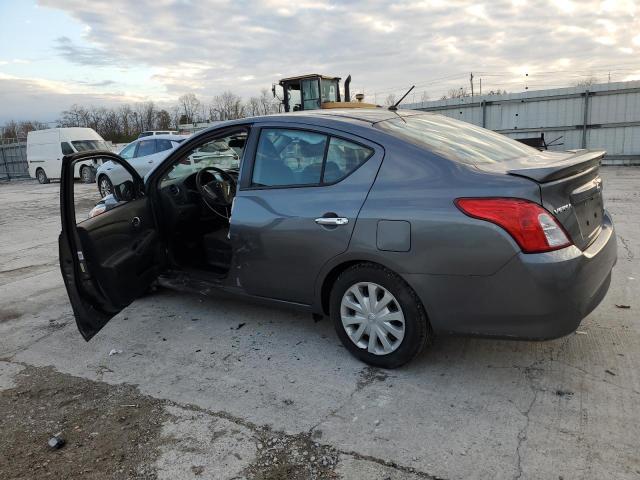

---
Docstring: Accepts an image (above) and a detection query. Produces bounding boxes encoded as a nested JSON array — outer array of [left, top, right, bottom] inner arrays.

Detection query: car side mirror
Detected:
[[113, 180, 135, 202]]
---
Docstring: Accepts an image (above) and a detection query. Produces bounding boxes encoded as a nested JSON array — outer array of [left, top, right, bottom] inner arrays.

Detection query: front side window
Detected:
[[61, 142, 74, 155], [160, 131, 246, 187], [377, 114, 538, 165], [252, 129, 327, 187], [135, 139, 156, 158]]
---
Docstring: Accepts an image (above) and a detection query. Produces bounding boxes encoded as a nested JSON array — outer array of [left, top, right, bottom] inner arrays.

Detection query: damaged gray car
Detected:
[[60, 109, 617, 368]]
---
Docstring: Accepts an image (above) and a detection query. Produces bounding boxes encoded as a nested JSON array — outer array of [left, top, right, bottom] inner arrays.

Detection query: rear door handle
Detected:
[[315, 217, 349, 226]]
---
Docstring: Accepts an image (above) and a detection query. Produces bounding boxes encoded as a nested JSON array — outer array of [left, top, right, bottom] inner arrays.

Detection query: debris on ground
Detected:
[[575, 330, 588, 335], [0, 365, 168, 479], [47, 433, 65, 450], [244, 432, 339, 480], [615, 304, 631, 309], [605, 369, 617, 376], [555, 389, 574, 397], [108, 348, 122, 356]]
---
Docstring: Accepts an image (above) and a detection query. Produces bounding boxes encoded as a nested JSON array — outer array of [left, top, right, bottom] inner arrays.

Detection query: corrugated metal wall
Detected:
[[404, 80, 640, 165]]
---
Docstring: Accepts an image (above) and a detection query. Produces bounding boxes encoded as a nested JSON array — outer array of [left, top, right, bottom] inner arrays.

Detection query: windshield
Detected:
[[377, 114, 538, 165], [71, 140, 109, 152]]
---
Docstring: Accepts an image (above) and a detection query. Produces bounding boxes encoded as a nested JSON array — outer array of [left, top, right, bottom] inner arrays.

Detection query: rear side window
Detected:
[[377, 114, 537, 165], [156, 139, 173, 152], [324, 137, 373, 183], [135, 139, 156, 158], [61, 142, 74, 155]]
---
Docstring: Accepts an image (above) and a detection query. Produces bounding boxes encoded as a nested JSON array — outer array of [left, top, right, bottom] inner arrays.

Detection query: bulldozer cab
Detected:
[[278, 74, 342, 112]]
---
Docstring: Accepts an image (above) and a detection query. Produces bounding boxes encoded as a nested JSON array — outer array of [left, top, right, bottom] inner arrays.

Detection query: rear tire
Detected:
[[330, 263, 431, 368], [98, 175, 113, 197], [80, 165, 96, 184], [36, 168, 49, 184]]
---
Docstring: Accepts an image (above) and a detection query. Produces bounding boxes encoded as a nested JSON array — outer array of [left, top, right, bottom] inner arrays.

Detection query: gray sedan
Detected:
[[59, 109, 616, 368]]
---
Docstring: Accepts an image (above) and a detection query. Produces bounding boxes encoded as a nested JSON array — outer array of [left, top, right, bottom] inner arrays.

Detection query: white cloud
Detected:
[[1, 0, 637, 121]]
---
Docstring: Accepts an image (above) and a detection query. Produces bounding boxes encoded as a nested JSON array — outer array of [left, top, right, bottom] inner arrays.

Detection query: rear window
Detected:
[[377, 114, 537, 165]]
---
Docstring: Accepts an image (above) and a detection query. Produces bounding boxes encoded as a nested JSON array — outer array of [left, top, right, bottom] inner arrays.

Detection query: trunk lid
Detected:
[[478, 149, 605, 251]]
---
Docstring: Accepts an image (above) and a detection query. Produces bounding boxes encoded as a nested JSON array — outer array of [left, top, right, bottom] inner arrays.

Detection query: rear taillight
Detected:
[[455, 198, 572, 253]]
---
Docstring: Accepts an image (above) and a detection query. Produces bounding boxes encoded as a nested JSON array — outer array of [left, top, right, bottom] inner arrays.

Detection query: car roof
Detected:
[[251, 108, 425, 125]]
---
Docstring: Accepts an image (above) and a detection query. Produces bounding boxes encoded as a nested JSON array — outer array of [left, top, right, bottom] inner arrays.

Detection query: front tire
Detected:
[[98, 175, 113, 197], [330, 263, 431, 368], [36, 168, 49, 184]]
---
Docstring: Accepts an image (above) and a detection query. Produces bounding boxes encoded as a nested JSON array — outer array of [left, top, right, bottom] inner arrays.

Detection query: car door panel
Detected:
[[231, 143, 383, 304], [75, 198, 160, 308], [60, 150, 163, 340]]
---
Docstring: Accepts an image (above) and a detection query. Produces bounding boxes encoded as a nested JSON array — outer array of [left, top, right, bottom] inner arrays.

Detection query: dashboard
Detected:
[[159, 168, 239, 228]]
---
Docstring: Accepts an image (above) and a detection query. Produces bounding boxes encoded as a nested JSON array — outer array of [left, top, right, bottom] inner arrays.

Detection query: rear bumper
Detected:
[[405, 211, 617, 340]]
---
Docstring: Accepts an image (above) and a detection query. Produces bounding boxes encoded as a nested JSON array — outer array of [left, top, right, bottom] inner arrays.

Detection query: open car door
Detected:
[[59, 150, 164, 340]]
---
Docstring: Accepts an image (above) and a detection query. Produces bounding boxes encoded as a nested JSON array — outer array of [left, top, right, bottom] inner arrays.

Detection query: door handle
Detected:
[[315, 217, 349, 226]]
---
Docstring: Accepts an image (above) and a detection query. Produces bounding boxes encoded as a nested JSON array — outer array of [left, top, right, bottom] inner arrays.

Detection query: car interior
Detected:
[[157, 131, 246, 276]]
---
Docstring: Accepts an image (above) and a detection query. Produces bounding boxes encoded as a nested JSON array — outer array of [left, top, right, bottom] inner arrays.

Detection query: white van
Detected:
[[27, 128, 109, 184]]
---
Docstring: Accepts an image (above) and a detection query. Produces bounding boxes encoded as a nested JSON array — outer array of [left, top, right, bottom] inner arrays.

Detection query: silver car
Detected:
[[96, 134, 187, 197], [60, 109, 616, 368]]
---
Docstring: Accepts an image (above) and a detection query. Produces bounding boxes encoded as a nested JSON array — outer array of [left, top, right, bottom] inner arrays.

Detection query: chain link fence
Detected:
[[0, 139, 29, 180]]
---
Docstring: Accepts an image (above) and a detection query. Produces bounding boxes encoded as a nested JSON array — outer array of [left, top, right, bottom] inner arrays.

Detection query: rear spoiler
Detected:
[[507, 150, 605, 183]]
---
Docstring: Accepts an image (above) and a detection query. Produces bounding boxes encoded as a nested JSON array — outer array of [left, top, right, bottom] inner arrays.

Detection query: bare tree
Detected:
[[574, 76, 599, 87], [135, 101, 156, 132], [384, 93, 396, 106], [0, 120, 47, 140], [259, 88, 278, 115], [156, 109, 172, 130], [178, 93, 201, 123], [446, 87, 469, 99], [246, 97, 261, 117], [211, 91, 244, 120]]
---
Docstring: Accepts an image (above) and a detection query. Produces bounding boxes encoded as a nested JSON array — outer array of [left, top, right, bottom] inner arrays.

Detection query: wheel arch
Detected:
[[317, 257, 430, 318]]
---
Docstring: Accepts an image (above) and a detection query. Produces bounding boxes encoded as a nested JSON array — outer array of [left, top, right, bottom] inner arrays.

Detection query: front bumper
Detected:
[[405, 211, 618, 340]]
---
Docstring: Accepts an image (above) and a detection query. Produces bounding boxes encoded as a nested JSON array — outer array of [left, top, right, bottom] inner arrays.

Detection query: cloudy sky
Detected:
[[1, 0, 639, 122]]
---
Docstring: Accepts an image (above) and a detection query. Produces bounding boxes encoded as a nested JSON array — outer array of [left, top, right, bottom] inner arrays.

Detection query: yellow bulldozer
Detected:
[[273, 74, 378, 112]]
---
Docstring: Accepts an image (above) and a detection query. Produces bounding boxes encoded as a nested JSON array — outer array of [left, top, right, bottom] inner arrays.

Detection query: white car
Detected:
[[27, 127, 109, 184], [96, 134, 187, 197]]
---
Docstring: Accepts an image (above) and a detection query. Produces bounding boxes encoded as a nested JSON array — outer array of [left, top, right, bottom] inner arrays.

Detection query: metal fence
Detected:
[[0, 140, 29, 180], [404, 80, 640, 165]]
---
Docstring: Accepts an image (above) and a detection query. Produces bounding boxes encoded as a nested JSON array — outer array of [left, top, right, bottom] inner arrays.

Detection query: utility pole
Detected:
[[479, 78, 482, 96], [470, 72, 474, 98]]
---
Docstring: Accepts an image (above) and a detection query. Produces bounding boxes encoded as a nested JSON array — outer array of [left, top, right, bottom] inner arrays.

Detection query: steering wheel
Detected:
[[195, 167, 237, 208]]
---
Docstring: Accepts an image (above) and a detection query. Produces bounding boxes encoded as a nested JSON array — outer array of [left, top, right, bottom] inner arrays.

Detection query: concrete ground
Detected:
[[1, 169, 639, 479]]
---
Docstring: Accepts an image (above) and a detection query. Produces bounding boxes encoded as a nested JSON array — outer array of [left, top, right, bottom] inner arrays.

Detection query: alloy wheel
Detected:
[[99, 177, 112, 197], [340, 282, 405, 355]]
